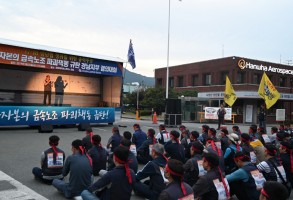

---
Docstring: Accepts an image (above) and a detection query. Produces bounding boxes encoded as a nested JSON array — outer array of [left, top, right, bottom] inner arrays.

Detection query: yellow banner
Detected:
[[258, 72, 280, 109], [224, 76, 237, 107]]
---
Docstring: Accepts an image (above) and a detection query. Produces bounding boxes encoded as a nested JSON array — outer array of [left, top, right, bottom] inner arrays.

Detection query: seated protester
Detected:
[[226, 151, 260, 200], [32, 135, 65, 184], [220, 129, 229, 153], [249, 125, 259, 141], [183, 141, 205, 186], [257, 143, 285, 183], [164, 130, 185, 163], [179, 125, 190, 140], [185, 131, 200, 160], [156, 124, 171, 145], [88, 135, 108, 176], [158, 159, 194, 200], [180, 126, 191, 159], [208, 128, 219, 142], [52, 139, 92, 199], [82, 127, 94, 152], [250, 138, 267, 164], [232, 125, 241, 136], [137, 128, 157, 164], [134, 143, 168, 200], [285, 123, 293, 136], [206, 137, 225, 172], [224, 133, 242, 174], [240, 133, 259, 164], [259, 181, 289, 200], [81, 146, 135, 200], [279, 141, 293, 190], [123, 131, 137, 156], [270, 126, 278, 144], [193, 152, 230, 200], [120, 138, 138, 173], [198, 125, 209, 145], [106, 126, 122, 152], [258, 127, 271, 145], [132, 123, 147, 149]]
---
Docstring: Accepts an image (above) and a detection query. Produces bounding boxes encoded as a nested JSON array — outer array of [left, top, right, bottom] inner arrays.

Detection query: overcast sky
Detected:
[[0, 0, 292, 77]]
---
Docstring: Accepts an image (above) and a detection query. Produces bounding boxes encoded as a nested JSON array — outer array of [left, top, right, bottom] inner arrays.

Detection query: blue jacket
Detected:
[[135, 156, 167, 193], [88, 166, 135, 200], [62, 153, 92, 198], [107, 133, 122, 152], [132, 129, 147, 149], [164, 141, 185, 163]]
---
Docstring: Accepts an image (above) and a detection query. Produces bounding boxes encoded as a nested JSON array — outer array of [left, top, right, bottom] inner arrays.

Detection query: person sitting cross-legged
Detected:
[[134, 143, 168, 200], [81, 146, 135, 200], [158, 159, 194, 200], [32, 135, 65, 184], [52, 139, 92, 199], [226, 151, 260, 200]]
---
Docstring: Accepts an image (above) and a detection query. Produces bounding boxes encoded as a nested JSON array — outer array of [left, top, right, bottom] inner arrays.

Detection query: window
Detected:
[[221, 71, 229, 85], [192, 75, 198, 86], [253, 74, 261, 84], [237, 72, 245, 84], [169, 77, 174, 88], [280, 77, 287, 87], [156, 78, 162, 86], [203, 74, 211, 85], [177, 76, 184, 87]]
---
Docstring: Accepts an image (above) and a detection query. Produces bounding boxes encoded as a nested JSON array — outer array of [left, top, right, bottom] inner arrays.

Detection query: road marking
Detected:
[[0, 171, 48, 200]]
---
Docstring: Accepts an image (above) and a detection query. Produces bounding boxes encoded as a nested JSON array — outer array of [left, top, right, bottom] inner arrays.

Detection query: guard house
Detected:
[[155, 56, 293, 124]]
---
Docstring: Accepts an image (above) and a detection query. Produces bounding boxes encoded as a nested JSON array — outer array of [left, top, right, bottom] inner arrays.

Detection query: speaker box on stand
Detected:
[[38, 124, 53, 133], [78, 123, 90, 131]]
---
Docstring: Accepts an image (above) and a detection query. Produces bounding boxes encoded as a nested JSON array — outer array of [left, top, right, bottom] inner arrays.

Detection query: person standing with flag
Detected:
[[258, 104, 267, 132]]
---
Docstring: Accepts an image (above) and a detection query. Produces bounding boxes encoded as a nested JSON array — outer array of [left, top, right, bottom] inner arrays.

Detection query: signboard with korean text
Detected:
[[0, 44, 123, 76], [204, 107, 232, 120], [0, 106, 115, 126]]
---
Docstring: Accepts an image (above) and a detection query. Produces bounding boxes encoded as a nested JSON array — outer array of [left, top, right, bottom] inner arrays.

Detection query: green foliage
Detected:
[[124, 86, 198, 114], [139, 110, 153, 116], [178, 90, 198, 97]]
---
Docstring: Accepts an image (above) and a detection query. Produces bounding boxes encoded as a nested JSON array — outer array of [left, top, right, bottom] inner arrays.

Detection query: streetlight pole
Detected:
[[137, 84, 139, 110], [166, 0, 171, 99]]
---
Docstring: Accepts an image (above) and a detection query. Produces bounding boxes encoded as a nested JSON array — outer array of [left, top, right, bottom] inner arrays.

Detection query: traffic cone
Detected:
[[136, 110, 140, 120], [152, 112, 157, 124]]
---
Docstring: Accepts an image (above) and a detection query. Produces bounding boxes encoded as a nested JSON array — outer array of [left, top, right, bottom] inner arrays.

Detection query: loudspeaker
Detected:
[[78, 123, 90, 131], [166, 99, 181, 114], [38, 124, 53, 133], [164, 114, 182, 127]]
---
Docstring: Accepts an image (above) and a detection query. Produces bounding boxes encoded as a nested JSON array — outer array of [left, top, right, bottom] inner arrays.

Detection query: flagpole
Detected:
[[120, 62, 127, 115], [166, 0, 171, 99]]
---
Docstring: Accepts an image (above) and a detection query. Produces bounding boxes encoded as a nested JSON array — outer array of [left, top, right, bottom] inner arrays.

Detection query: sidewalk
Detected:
[[121, 112, 278, 134]]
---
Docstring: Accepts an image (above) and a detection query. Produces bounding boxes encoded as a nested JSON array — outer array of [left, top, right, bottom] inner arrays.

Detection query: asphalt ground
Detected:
[[0, 117, 292, 200]]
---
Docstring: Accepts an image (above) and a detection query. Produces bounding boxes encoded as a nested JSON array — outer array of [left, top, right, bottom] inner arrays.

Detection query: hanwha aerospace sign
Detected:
[[238, 59, 246, 69], [237, 58, 293, 75]]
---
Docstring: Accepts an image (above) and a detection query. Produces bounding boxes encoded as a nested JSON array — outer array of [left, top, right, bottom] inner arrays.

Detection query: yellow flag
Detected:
[[224, 76, 237, 107], [258, 72, 280, 109]]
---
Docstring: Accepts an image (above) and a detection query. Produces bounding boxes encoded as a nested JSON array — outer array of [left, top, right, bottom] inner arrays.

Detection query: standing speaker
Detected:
[[78, 122, 90, 131], [166, 99, 181, 114], [38, 124, 53, 133]]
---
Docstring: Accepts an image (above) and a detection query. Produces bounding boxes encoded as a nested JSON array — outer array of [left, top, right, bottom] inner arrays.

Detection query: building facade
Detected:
[[155, 56, 293, 124]]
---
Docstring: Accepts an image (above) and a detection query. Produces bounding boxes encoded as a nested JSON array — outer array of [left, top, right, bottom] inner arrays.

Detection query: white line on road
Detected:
[[0, 171, 48, 200]]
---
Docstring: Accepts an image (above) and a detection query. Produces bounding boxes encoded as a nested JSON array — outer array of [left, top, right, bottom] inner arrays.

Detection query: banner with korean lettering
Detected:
[[0, 106, 115, 126], [0, 44, 123, 76]]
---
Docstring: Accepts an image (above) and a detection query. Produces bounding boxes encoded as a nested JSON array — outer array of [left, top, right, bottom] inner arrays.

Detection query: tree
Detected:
[[178, 90, 198, 97]]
